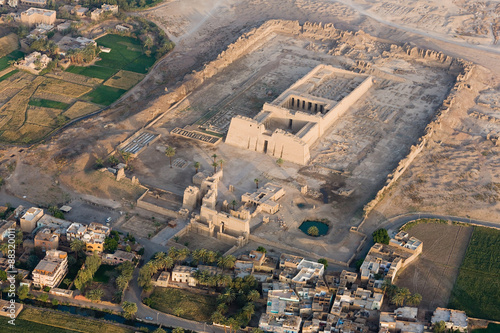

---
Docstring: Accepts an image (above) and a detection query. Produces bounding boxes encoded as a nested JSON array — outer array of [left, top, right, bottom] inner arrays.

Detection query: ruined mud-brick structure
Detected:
[[225, 65, 372, 164]]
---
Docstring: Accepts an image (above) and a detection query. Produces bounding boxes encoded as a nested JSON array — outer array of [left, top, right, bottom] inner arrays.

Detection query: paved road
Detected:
[[368, 212, 500, 232]]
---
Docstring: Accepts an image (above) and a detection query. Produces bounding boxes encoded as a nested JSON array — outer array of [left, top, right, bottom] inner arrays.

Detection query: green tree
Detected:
[[86, 288, 104, 302], [153, 328, 166, 333], [193, 161, 200, 173], [120, 150, 133, 166], [70, 239, 86, 261], [211, 153, 217, 162], [256, 246, 266, 254], [165, 146, 176, 168], [218, 159, 224, 170], [0, 270, 7, 281], [218, 255, 236, 272], [407, 293, 422, 306], [276, 158, 284, 167], [247, 289, 260, 302], [391, 292, 405, 307], [122, 301, 138, 319], [104, 237, 118, 253], [307, 226, 319, 236], [318, 258, 328, 268], [231, 200, 237, 210], [108, 155, 119, 165], [372, 228, 390, 244], [38, 293, 49, 302], [433, 321, 446, 333], [212, 161, 218, 173], [254, 178, 259, 188], [17, 285, 29, 300], [172, 328, 184, 333]]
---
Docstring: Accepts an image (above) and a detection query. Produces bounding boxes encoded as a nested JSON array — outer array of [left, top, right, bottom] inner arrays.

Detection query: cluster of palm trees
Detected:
[[210, 275, 260, 333], [138, 247, 236, 292], [191, 154, 224, 174], [382, 280, 422, 306]]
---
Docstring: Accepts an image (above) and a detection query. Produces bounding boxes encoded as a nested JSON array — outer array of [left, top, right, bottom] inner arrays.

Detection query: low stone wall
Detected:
[[248, 234, 348, 267]]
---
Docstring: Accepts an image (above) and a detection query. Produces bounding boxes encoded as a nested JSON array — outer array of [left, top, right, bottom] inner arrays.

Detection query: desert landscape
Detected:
[[1, 0, 500, 331]]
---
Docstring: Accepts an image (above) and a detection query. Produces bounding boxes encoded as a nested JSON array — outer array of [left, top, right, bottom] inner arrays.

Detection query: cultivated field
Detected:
[[394, 221, 473, 313], [148, 287, 217, 322], [0, 34, 154, 144], [449, 227, 500, 321], [0, 307, 133, 333]]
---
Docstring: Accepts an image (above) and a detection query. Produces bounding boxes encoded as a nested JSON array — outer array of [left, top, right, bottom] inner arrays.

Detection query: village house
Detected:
[[102, 250, 136, 265], [32, 249, 68, 288], [20, 207, 44, 233], [0, 220, 16, 241], [34, 227, 59, 251], [20, 7, 55, 26]]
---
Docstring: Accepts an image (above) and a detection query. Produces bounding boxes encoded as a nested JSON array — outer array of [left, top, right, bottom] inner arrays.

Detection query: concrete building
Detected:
[[267, 289, 300, 315], [226, 65, 373, 164], [259, 313, 302, 333], [20, 207, 43, 233], [279, 253, 304, 269], [20, 0, 46, 6], [90, 4, 118, 20], [15, 51, 51, 74], [331, 286, 384, 313], [292, 259, 325, 285], [34, 228, 59, 251], [154, 271, 170, 287], [102, 250, 135, 265], [0, 220, 16, 241], [32, 249, 68, 288], [66, 222, 87, 241], [20, 8, 56, 27], [360, 233, 423, 283], [234, 260, 254, 278], [431, 308, 468, 332], [70, 5, 88, 17], [0, 0, 19, 8], [57, 36, 96, 55], [36, 214, 71, 236], [0, 300, 23, 318], [171, 265, 196, 286]]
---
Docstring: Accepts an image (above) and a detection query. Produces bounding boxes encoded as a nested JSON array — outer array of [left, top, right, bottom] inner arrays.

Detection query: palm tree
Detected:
[[211, 310, 226, 327], [231, 200, 237, 210], [177, 248, 190, 263], [116, 275, 129, 291], [276, 158, 284, 167], [227, 317, 240, 333], [70, 239, 86, 261], [397, 287, 411, 304], [193, 161, 200, 173], [192, 249, 206, 265], [205, 251, 218, 265], [155, 252, 174, 271], [122, 301, 138, 319], [120, 150, 133, 166], [391, 292, 405, 307], [407, 293, 422, 306], [212, 161, 218, 173], [242, 303, 255, 321], [218, 159, 224, 170], [218, 255, 236, 272], [86, 288, 104, 302], [247, 290, 260, 302], [254, 178, 259, 188], [165, 146, 176, 168], [211, 153, 217, 162]]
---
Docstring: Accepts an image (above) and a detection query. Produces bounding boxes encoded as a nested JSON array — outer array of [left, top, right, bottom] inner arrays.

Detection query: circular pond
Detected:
[[299, 220, 329, 236]]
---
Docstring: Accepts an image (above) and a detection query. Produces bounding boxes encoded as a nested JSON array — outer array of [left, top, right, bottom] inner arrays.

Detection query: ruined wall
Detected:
[[361, 59, 475, 221]]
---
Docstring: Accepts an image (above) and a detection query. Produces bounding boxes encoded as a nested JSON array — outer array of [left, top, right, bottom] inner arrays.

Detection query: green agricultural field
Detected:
[[94, 34, 156, 74], [66, 65, 117, 80], [28, 98, 70, 110], [0, 50, 24, 71], [93, 264, 115, 283], [84, 85, 126, 106], [148, 287, 217, 322], [0, 307, 133, 333], [449, 227, 500, 321], [0, 69, 19, 82]]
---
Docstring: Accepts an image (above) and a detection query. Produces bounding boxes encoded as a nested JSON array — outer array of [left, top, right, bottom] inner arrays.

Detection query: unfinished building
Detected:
[[225, 65, 373, 164]]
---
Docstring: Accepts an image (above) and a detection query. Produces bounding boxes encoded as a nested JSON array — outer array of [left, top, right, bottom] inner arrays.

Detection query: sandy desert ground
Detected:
[[0, 0, 499, 257]]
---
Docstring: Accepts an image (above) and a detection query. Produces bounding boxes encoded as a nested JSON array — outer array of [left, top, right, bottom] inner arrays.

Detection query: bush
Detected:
[[318, 258, 328, 269], [372, 228, 390, 244], [307, 226, 319, 237]]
